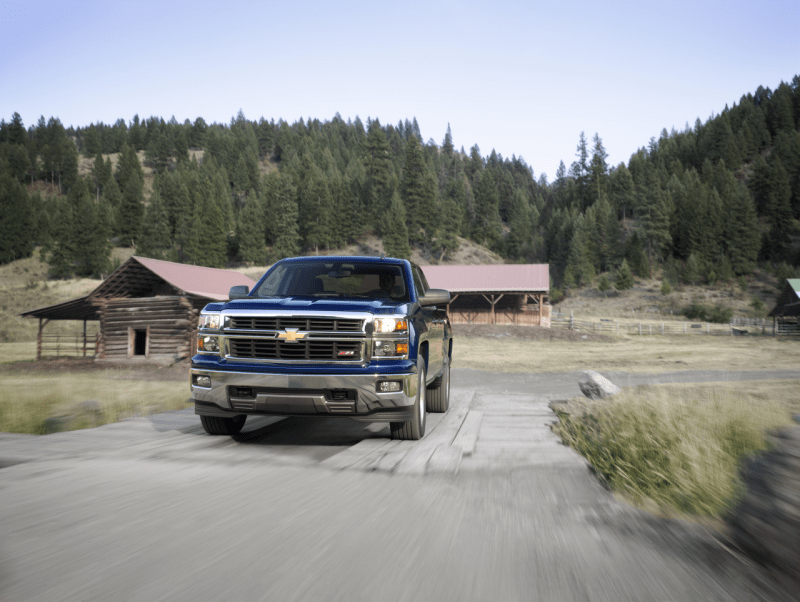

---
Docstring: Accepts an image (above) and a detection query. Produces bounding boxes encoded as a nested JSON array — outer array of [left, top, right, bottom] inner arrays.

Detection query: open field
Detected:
[[552, 380, 800, 518], [453, 331, 800, 373]]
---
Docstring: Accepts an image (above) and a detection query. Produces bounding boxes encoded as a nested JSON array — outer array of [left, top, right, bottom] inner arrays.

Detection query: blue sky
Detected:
[[1, 0, 798, 180]]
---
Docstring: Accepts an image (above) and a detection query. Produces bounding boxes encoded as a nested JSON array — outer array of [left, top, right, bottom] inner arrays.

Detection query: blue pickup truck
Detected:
[[190, 256, 453, 440]]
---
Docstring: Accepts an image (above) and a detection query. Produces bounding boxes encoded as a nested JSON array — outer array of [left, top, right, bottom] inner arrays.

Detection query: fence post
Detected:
[[649, 325, 652, 335], [707, 323, 710, 335], [570, 311, 574, 331], [616, 321, 619, 335], [638, 323, 641, 335], [660, 323, 664, 335], [684, 323, 687, 335]]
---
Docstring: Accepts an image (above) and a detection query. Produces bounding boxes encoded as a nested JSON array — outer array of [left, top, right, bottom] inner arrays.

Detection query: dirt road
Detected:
[[1, 369, 796, 601]]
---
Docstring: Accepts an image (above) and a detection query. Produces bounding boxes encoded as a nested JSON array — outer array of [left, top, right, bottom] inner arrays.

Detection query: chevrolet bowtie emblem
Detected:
[[277, 328, 306, 343]]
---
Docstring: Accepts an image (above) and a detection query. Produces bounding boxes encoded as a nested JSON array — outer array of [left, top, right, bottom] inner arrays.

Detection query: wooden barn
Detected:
[[768, 278, 800, 335], [21, 257, 256, 363], [422, 264, 551, 327]]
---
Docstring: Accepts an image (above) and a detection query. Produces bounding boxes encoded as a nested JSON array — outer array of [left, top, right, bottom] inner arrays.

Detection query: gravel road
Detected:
[[1, 369, 797, 602]]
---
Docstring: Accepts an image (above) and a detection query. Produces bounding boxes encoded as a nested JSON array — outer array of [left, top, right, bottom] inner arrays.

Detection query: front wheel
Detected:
[[390, 356, 426, 440], [200, 414, 246, 436], [427, 357, 450, 413]]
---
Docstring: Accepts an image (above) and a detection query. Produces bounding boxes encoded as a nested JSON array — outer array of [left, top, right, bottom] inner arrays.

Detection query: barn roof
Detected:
[[768, 279, 800, 318], [421, 264, 549, 293], [20, 257, 256, 321]]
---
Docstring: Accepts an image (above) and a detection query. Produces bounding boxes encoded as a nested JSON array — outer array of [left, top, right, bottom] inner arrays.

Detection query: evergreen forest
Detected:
[[1, 75, 799, 292]]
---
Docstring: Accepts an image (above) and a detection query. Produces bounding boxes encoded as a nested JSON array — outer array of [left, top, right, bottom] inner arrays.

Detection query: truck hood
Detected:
[[208, 297, 409, 315]]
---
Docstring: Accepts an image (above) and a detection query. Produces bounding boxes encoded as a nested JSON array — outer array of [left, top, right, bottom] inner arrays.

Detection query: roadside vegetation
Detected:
[[551, 381, 799, 518], [0, 366, 190, 434]]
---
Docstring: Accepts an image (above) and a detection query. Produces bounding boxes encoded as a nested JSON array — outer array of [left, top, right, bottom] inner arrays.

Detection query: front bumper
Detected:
[[191, 367, 418, 423]]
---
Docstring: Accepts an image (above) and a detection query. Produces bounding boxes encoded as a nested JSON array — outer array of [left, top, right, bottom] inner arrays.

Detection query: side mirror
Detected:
[[229, 285, 250, 300], [419, 289, 450, 307]]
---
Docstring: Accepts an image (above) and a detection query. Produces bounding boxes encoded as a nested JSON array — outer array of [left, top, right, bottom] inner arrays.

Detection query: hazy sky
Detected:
[[1, 0, 798, 180]]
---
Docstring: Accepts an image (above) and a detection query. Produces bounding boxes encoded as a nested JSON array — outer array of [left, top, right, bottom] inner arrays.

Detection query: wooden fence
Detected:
[[550, 316, 799, 336], [38, 333, 98, 359]]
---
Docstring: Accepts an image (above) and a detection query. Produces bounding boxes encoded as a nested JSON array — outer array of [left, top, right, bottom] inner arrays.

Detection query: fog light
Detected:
[[373, 341, 393, 356], [194, 375, 211, 388], [198, 335, 219, 352], [377, 381, 402, 393]]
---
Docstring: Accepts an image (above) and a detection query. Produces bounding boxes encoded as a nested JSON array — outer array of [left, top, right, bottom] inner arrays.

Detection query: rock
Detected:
[[44, 415, 73, 433], [76, 400, 102, 413], [578, 370, 621, 400]]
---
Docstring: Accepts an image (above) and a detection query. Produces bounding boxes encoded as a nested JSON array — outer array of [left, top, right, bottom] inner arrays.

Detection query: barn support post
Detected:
[[82, 320, 87, 357], [36, 318, 50, 361], [480, 293, 504, 325], [447, 293, 459, 321]]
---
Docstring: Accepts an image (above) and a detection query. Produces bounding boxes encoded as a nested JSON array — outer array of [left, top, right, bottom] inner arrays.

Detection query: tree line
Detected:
[[1, 75, 799, 290]]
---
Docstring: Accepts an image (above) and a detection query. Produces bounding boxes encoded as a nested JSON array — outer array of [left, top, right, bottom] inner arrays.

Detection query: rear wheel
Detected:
[[390, 356, 427, 440], [200, 414, 246, 436], [427, 357, 450, 413]]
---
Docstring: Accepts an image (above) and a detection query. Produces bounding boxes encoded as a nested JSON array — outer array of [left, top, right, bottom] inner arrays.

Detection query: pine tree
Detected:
[[237, 195, 267, 264], [725, 184, 760, 274], [0, 171, 34, 264], [683, 253, 701, 285], [506, 188, 532, 259], [272, 175, 300, 260], [381, 192, 411, 260], [766, 159, 793, 259], [471, 170, 503, 249], [433, 192, 462, 262], [588, 133, 609, 201], [364, 119, 396, 223], [117, 176, 144, 247], [138, 192, 173, 260], [615, 259, 634, 290], [116, 143, 144, 192], [399, 135, 437, 243]]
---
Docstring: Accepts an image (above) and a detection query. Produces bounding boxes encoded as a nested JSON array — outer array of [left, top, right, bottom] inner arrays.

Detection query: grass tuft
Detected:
[[552, 381, 798, 517]]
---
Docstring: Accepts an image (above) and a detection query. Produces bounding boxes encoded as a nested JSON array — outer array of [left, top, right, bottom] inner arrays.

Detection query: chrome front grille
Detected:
[[229, 339, 362, 361], [230, 316, 363, 332]]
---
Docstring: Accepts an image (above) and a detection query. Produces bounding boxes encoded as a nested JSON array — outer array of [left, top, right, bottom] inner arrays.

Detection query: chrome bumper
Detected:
[[191, 368, 418, 423]]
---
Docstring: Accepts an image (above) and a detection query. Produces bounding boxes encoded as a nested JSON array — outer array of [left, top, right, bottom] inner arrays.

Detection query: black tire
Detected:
[[390, 356, 427, 440], [427, 357, 450, 413], [200, 414, 246, 436]]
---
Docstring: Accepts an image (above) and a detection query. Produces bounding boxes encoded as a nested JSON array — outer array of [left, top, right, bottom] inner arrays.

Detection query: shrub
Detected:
[[660, 280, 672, 295], [552, 384, 792, 516], [709, 305, 733, 323], [682, 302, 708, 321], [549, 287, 566, 305]]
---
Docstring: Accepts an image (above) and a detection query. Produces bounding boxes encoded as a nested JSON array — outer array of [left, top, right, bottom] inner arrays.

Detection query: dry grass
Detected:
[[0, 369, 191, 434], [454, 333, 800, 373], [552, 380, 799, 517]]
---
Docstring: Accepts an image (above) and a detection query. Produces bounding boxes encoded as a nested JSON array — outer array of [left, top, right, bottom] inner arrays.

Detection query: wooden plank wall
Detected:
[[448, 304, 551, 327], [96, 296, 200, 361]]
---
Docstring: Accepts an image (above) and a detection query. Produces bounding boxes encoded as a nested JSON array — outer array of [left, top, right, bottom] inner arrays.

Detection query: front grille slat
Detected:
[[229, 338, 361, 361], [229, 316, 362, 333]]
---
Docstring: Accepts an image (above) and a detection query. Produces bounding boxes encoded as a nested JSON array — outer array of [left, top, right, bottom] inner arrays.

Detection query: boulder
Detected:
[[578, 370, 621, 400]]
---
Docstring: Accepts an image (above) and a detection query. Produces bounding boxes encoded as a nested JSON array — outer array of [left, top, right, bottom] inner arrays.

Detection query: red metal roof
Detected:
[[133, 257, 256, 301], [421, 264, 549, 293]]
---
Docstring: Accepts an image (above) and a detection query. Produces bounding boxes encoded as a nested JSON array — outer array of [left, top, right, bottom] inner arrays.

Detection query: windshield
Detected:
[[253, 261, 409, 302]]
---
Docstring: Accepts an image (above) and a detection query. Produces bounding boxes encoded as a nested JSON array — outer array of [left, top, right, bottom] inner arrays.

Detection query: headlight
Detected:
[[199, 313, 221, 330], [374, 317, 408, 333]]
